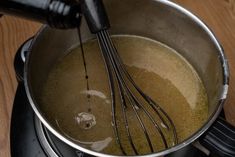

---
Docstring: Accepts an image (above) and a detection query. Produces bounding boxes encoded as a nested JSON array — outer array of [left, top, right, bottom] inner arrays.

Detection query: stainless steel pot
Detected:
[[24, 0, 233, 156]]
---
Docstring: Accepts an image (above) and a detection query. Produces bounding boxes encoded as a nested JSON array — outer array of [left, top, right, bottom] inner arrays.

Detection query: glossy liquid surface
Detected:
[[40, 35, 208, 155]]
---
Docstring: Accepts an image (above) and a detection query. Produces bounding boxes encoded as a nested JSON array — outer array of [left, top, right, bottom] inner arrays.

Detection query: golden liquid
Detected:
[[40, 35, 208, 155]]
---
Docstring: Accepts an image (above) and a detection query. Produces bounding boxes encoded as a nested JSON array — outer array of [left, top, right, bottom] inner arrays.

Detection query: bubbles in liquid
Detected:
[[40, 35, 208, 155], [75, 112, 96, 130]]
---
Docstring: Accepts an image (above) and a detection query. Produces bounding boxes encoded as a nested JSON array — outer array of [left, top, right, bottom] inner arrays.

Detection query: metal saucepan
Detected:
[[22, 0, 234, 156]]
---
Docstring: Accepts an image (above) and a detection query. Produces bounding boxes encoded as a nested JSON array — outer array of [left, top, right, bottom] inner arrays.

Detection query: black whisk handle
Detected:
[[81, 0, 110, 33], [0, 0, 81, 29]]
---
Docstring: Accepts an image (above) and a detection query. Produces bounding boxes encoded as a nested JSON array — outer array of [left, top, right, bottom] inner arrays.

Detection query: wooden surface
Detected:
[[0, 17, 41, 157], [0, 0, 235, 156]]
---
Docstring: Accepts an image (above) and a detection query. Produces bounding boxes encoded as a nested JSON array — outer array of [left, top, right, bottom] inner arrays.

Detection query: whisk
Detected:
[[80, 0, 178, 155]]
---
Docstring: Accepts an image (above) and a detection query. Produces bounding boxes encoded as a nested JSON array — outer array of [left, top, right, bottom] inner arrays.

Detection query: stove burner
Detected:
[[10, 38, 212, 157], [11, 83, 91, 157], [35, 116, 91, 157]]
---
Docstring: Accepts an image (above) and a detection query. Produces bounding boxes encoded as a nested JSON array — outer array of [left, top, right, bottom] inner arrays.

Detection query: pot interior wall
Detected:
[[27, 0, 224, 148]]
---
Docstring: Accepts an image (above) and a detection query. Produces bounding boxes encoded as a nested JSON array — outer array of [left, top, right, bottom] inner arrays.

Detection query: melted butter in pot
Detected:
[[40, 35, 208, 155]]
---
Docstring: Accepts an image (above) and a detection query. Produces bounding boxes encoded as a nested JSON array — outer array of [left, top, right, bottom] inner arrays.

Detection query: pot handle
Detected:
[[199, 117, 235, 157], [14, 38, 34, 82]]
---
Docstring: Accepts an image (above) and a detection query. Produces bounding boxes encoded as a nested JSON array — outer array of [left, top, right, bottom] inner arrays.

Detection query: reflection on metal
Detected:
[[34, 116, 59, 157]]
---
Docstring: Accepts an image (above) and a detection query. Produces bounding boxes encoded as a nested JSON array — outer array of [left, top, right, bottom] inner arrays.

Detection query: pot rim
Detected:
[[24, 0, 229, 156]]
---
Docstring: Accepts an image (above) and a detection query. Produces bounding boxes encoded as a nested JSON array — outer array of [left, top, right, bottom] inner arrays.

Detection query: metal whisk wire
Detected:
[[96, 30, 178, 155]]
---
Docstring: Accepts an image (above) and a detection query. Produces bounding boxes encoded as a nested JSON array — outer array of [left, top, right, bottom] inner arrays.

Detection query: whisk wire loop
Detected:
[[95, 30, 178, 155]]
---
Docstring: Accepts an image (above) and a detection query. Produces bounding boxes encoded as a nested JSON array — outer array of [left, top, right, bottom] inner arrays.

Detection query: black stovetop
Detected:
[[10, 38, 212, 157]]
